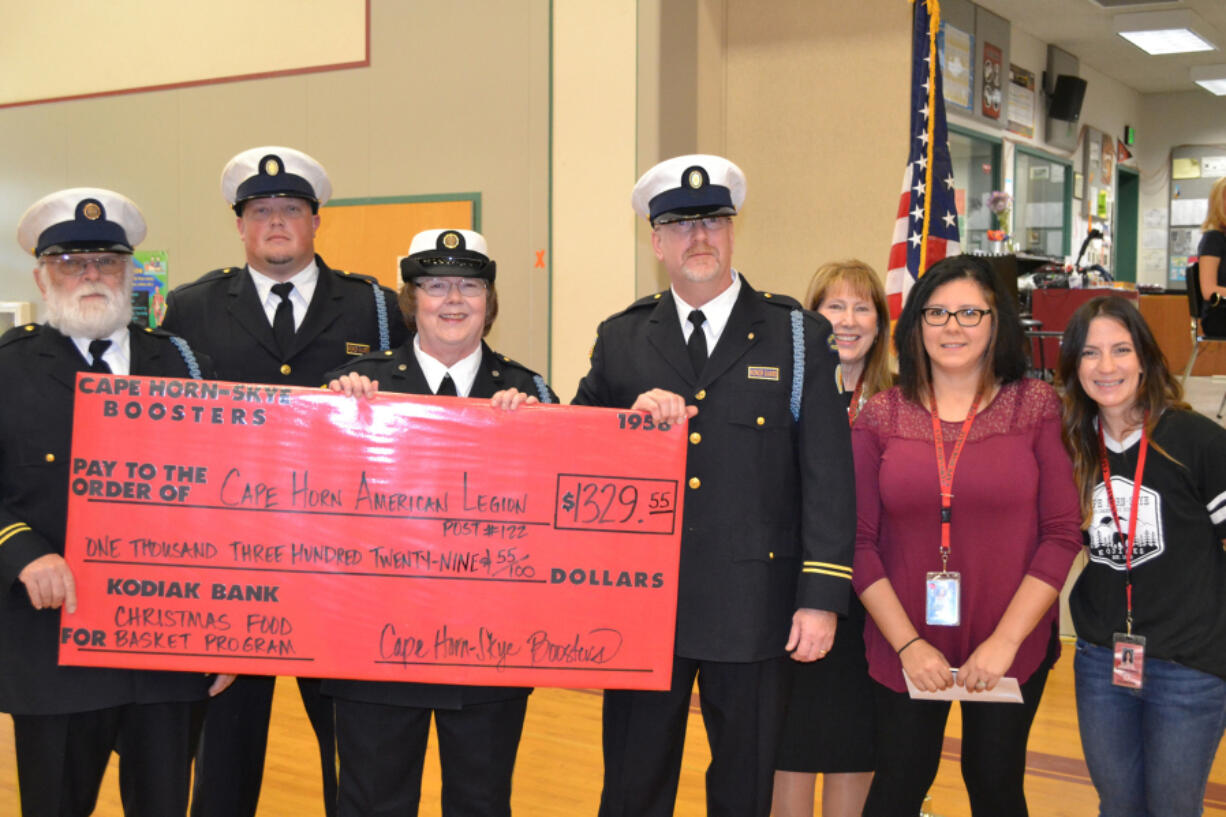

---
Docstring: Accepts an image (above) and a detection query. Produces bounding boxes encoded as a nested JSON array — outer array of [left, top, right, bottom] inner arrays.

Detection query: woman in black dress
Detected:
[[772, 260, 891, 817]]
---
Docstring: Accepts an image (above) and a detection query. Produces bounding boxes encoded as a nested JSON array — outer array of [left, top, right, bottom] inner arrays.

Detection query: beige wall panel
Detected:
[[722, 0, 910, 302], [0, 0, 550, 376], [1, 0, 366, 106], [174, 77, 315, 276], [551, 2, 638, 399], [0, 108, 72, 303], [636, 0, 730, 297], [695, 0, 728, 158]]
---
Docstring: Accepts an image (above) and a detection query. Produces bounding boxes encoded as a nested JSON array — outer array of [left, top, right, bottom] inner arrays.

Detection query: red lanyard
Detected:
[[930, 393, 981, 570], [1098, 419, 1148, 636], [847, 380, 864, 427]]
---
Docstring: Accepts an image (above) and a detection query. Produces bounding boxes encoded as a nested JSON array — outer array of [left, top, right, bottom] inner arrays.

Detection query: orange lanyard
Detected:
[[1098, 419, 1148, 636], [930, 393, 981, 570]]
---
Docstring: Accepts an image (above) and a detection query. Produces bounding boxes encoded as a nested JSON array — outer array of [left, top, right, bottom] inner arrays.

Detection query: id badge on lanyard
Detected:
[[925, 571, 961, 626], [925, 395, 980, 627], [1100, 419, 1149, 689]]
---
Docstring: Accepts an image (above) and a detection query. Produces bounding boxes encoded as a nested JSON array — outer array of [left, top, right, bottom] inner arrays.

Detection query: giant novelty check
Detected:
[[59, 374, 685, 690]]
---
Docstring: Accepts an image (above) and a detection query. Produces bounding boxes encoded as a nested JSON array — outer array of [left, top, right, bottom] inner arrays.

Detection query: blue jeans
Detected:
[[1075, 639, 1226, 817]]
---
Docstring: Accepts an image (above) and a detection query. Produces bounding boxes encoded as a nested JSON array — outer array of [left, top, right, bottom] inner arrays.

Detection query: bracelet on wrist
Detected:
[[896, 636, 922, 655]]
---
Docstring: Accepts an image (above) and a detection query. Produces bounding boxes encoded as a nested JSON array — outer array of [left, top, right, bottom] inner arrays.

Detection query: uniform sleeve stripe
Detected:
[[1207, 490, 1226, 514], [0, 523, 31, 547], [803, 561, 852, 575], [801, 567, 853, 579], [1211, 506, 1226, 526]]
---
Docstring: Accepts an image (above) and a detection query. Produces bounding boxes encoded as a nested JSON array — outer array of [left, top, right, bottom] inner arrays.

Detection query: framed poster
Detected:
[[1006, 65, 1035, 138], [982, 43, 1002, 120], [940, 23, 974, 112], [132, 251, 169, 329]]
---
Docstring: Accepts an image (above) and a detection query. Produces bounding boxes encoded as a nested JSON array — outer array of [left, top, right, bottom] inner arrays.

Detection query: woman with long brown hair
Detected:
[[1058, 295, 1226, 817]]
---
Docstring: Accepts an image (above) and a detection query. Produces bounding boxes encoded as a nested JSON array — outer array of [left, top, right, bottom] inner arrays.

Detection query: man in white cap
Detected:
[[1, 188, 229, 816], [161, 147, 406, 817], [573, 155, 855, 816]]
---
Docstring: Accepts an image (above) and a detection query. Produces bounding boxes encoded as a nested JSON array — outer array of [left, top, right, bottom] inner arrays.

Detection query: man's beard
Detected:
[[44, 274, 132, 339]]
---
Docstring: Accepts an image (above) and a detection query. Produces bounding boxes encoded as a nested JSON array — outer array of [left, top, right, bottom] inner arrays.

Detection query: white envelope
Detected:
[[903, 668, 1024, 703]]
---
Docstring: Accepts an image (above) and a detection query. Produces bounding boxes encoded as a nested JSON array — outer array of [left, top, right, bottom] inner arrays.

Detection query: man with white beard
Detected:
[[0, 188, 231, 817]]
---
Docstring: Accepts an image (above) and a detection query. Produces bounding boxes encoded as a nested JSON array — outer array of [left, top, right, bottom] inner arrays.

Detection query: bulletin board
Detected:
[[315, 195, 480, 290], [1167, 145, 1226, 288], [1081, 126, 1114, 221]]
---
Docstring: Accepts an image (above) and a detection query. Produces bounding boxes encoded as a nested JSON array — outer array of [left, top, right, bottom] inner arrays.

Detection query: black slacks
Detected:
[[190, 675, 337, 817], [862, 663, 1052, 817], [334, 695, 528, 817], [598, 653, 790, 817], [12, 700, 200, 817]]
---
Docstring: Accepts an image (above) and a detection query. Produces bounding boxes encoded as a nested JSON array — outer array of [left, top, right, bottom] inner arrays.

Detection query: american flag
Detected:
[[885, 0, 961, 318]]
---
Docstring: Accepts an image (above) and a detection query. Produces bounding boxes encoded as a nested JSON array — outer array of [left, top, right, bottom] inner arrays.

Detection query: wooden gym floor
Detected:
[[3, 641, 1226, 816], [6, 378, 1226, 815]]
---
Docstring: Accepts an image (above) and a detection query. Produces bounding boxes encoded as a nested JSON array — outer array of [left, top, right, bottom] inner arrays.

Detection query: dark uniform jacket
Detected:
[[573, 276, 855, 663], [0, 323, 214, 715], [320, 340, 556, 709], [161, 254, 407, 387]]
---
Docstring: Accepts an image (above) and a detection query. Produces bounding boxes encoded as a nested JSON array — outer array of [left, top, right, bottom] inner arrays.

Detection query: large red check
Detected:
[[59, 374, 685, 690]]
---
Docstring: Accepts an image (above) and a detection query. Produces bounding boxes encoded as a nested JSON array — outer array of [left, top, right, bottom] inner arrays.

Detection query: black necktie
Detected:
[[687, 309, 708, 376], [436, 373, 458, 396], [88, 339, 112, 373], [271, 282, 296, 355]]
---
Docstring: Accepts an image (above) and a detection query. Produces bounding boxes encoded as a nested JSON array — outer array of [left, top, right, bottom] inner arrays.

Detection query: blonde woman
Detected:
[[1197, 176, 1226, 334], [773, 260, 891, 817]]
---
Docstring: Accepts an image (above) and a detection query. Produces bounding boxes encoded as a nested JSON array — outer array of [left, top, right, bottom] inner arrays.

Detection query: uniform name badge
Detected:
[[1112, 633, 1146, 689], [925, 571, 960, 626]]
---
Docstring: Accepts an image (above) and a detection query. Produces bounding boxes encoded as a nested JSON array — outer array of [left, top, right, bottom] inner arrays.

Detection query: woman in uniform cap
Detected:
[[325, 228, 554, 817]]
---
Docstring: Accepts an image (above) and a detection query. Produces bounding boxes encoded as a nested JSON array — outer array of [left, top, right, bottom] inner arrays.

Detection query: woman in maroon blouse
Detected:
[[851, 255, 1082, 816]]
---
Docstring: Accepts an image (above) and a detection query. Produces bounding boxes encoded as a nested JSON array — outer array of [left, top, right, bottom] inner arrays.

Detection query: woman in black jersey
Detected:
[[1059, 295, 1226, 817]]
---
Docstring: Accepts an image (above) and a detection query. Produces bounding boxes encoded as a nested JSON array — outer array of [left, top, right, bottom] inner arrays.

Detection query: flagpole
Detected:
[[919, 0, 941, 277]]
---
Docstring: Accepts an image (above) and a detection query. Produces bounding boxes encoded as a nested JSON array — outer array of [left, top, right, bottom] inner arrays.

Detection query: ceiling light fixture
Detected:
[[1191, 65, 1226, 95], [1114, 10, 1217, 55]]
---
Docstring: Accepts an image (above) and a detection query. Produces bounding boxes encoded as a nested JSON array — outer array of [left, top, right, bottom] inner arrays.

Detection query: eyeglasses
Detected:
[[656, 216, 732, 235], [920, 307, 992, 327], [415, 278, 488, 298], [42, 254, 127, 277]]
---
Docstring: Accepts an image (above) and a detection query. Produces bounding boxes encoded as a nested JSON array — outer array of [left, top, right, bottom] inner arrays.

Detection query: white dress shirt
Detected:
[[248, 260, 319, 330], [71, 326, 131, 375], [672, 268, 742, 350], [413, 335, 483, 397]]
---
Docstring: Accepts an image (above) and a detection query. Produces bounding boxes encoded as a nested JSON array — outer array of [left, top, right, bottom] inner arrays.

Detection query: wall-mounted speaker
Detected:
[[1049, 75, 1087, 122]]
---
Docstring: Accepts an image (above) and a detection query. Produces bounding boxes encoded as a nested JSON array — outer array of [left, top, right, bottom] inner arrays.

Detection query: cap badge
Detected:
[[264, 157, 281, 176], [82, 202, 102, 221], [442, 232, 460, 250], [687, 169, 704, 189]]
